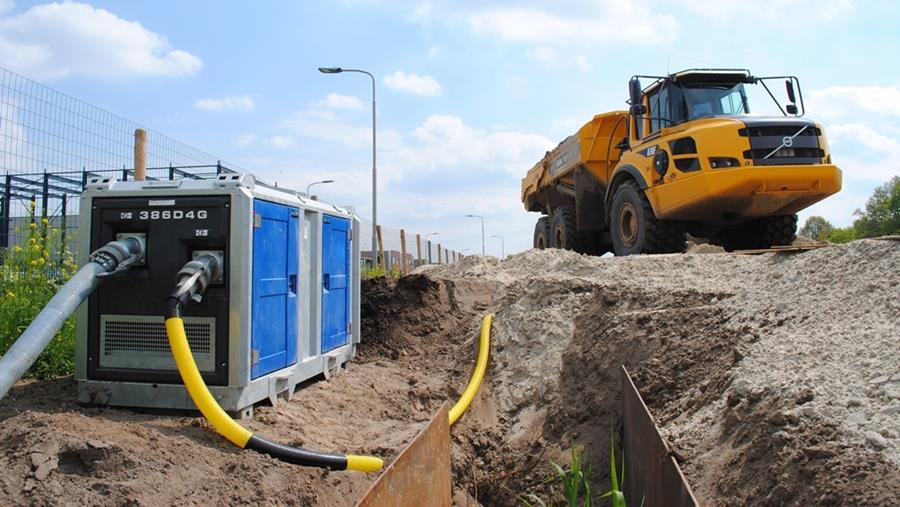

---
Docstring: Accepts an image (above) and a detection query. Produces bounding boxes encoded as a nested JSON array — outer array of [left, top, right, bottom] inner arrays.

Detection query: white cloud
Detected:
[[389, 114, 553, 177], [0, 1, 202, 80], [383, 70, 442, 97], [574, 55, 592, 72], [281, 109, 403, 150], [827, 123, 900, 159], [312, 92, 364, 111], [468, 4, 677, 46], [268, 136, 295, 149], [677, 0, 855, 22], [808, 85, 900, 120], [194, 95, 255, 112], [0, 0, 14, 14], [233, 133, 256, 147]]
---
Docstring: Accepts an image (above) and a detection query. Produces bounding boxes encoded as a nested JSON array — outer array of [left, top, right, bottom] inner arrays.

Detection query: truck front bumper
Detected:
[[649, 163, 842, 223]]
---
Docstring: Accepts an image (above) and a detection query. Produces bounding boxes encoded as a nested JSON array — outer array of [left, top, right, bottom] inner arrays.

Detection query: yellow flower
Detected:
[[5, 290, 14, 299], [42, 250, 49, 258], [29, 222, 36, 229], [41, 218, 49, 225], [12, 245, 22, 252], [36, 257, 45, 265], [30, 260, 38, 266]]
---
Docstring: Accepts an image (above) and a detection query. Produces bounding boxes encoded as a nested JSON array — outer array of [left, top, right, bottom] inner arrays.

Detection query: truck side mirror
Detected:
[[629, 78, 644, 116], [786, 104, 798, 115], [785, 80, 796, 103]]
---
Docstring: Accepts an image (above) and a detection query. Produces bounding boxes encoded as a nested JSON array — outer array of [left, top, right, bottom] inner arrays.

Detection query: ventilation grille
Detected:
[[103, 320, 211, 354], [99, 315, 215, 372]]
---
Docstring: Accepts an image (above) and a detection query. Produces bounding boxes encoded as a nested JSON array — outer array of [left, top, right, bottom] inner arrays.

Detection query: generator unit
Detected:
[[74, 173, 361, 416]]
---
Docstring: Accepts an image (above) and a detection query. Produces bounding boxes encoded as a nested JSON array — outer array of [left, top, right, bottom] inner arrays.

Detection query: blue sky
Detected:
[[1, 0, 898, 255]]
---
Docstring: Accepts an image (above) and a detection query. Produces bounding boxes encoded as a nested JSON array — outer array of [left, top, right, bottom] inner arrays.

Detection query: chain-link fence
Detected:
[[0, 65, 238, 260], [358, 220, 465, 272], [0, 65, 465, 268]]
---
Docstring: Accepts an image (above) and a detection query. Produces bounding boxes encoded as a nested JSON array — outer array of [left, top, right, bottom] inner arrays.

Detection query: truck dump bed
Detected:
[[522, 111, 628, 210]]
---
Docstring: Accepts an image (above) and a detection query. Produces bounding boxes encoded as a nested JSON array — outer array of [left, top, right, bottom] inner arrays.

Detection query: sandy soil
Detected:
[[1, 239, 898, 506]]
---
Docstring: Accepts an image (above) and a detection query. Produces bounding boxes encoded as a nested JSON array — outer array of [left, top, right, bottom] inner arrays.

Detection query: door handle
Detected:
[[323, 273, 330, 291], [289, 274, 297, 294]]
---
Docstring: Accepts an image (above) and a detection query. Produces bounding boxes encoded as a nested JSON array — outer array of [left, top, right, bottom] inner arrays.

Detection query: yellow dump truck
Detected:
[[522, 69, 842, 255]]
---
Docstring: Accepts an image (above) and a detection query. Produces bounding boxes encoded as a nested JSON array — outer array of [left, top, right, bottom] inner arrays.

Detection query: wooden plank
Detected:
[[357, 403, 452, 507], [621, 366, 698, 507], [375, 224, 386, 271], [416, 233, 422, 268], [400, 229, 409, 275], [732, 244, 827, 255]]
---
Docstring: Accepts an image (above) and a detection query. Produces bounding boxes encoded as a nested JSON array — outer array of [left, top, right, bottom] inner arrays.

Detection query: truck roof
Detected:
[[641, 68, 755, 94]]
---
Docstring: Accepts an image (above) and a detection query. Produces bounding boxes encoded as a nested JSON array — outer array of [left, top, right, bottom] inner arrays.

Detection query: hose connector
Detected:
[[90, 235, 145, 277], [166, 253, 223, 318]]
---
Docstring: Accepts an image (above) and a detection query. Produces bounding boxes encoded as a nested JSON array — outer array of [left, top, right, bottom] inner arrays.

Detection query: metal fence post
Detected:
[[41, 172, 50, 220], [0, 175, 10, 248]]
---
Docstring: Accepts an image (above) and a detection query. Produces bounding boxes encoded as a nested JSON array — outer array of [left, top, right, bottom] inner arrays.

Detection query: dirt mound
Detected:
[[1, 239, 897, 505]]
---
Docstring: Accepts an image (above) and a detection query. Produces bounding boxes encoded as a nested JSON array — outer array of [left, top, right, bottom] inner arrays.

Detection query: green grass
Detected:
[[0, 218, 79, 379], [515, 433, 628, 507], [360, 265, 402, 279]]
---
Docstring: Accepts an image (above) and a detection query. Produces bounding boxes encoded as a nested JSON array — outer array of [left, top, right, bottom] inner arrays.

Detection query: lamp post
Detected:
[[318, 66, 377, 266], [465, 214, 485, 255], [492, 234, 505, 259], [305, 179, 334, 198]]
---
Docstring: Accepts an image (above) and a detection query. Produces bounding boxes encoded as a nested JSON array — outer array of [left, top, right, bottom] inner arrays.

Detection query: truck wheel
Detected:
[[550, 206, 581, 250], [610, 181, 685, 256], [533, 216, 551, 249], [758, 215, 798, 247], [719, 215, 797, 251]]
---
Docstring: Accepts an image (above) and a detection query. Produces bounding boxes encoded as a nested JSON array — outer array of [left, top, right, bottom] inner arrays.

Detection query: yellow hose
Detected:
[[165, 318, 252, 447], [448, 314, 493, 426], [166, 316, 382, 472]]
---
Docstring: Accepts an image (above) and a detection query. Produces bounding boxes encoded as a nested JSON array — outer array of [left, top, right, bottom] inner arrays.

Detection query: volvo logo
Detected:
[[782, 136, 793, 147]]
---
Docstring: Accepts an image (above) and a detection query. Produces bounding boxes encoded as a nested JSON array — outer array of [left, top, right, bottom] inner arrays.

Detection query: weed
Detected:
[[599, 431, 627, 507], [361, 265, 402, 279], [0, 215, 79, 379]]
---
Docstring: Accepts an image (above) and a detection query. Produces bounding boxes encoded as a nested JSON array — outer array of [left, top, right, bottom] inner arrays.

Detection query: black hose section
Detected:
[[165, 296, 185, 319], [245, 435, 349, 470]]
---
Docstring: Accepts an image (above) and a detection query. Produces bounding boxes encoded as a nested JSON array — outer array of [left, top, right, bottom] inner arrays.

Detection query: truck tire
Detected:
[[758, 214, 798, 247], [609, 181, 685, 256], [550, 206, 582, 251], [719, 215, 798, 250], [533, 216, 551, 249]]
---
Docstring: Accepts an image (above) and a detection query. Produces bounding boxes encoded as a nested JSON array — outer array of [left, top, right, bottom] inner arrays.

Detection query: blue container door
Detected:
[[322, 215, 351, 353], [251, 200, 299, 379]]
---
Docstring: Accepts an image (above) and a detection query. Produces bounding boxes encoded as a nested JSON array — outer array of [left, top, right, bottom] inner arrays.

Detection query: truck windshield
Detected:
[[646, 82, 751, 133], [682, 83, 750, 119]]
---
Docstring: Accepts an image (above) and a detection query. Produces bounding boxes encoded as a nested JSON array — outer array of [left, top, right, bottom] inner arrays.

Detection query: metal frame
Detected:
[[75, 172, 361, 415]]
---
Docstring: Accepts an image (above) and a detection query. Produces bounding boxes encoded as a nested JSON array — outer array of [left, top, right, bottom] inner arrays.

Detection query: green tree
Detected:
[[852, 176, 900, 238], [828, 227, 857, 244], [799, 215, 833, 240]]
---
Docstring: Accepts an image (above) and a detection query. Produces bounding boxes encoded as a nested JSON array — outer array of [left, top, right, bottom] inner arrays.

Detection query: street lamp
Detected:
[[465, 214, 485, 255], [305, 179, 334, 198], [492, 234, 505, 259], [319, 66, 377, 267]]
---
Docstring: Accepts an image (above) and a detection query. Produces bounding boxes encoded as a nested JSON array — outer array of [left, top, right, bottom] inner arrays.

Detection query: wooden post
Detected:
[[416, 233, 422, 268], [134, 128, 147, 181], [400, 229, 409, 275], [376, 225, 386, 271]]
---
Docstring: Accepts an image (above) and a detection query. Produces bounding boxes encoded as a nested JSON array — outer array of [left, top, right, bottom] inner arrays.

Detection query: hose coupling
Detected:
[[90, 235, 145, 277]]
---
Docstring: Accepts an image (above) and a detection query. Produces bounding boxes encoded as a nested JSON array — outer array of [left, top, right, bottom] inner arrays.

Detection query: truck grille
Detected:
[[739, 123, 823, 166]]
